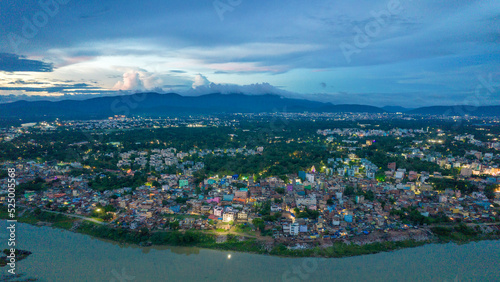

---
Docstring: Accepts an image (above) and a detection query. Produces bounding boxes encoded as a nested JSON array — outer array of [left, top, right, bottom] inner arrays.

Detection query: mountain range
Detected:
[[0, 93, 383, 120], [0, 92, 499, 121]]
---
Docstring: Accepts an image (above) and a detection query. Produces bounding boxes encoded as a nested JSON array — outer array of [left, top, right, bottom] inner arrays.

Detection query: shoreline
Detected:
[[3, 208, 499, 259]]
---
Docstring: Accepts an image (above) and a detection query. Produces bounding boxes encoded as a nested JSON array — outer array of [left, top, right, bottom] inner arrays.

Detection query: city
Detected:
[[1, 0, 500, 281], [1, 114, 499, 259]]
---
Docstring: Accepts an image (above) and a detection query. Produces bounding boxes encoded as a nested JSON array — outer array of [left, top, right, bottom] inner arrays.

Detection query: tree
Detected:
[[175, 197, 188, 204], [104, 204, 116, 212], [293, 207, 300, 215], [296, 208, 319, 219], [169, 221, 180, 230], [278, 175, 289, 183], [485, 185, 497, 200], [275, 187, 285, 194], [344, 186, 355, 196], [252, 218, 265, 231]]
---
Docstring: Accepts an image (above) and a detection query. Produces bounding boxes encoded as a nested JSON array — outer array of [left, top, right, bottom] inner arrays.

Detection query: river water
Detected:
[[0, 221, 499, 281]]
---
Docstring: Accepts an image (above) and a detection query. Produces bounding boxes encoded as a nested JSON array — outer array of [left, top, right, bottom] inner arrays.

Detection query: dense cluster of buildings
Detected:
[[117, 146, 263, 172], [318, 127, 428, 138], [1, 116, 499, 244], [3, 148, 499, 242]]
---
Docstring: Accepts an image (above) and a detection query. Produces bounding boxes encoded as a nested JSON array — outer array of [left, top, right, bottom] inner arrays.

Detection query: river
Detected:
[[1, 221, 499, 281]]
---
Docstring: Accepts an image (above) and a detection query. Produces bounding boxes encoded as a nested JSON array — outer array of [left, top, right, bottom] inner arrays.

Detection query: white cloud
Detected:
[[185, 73, 292, 96], [192, 74, 210, 88], [113, 68, 163, 91]]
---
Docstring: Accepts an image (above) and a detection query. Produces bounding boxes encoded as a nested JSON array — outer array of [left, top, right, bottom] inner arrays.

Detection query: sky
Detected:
[[0, 0, 499, 107]]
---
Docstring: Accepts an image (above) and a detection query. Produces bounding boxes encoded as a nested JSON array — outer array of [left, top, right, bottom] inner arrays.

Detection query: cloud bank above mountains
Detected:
[[0, 0, 499, 107]]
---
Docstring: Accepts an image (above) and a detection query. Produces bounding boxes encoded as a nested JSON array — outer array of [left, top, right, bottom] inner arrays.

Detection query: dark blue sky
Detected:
[[0, 0, 499, 107]]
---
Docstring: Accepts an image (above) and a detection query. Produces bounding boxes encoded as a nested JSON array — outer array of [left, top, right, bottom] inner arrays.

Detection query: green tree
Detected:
[[252, 218, 265, 231]]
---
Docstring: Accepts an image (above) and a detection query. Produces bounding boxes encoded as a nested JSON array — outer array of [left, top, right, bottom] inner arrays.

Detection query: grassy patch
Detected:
[[5, 205, 499, 259], [431, 224, 500, 243], [199, 235, 267, 254], [268, 240, 428, 258], [0, 206, 76, 230]]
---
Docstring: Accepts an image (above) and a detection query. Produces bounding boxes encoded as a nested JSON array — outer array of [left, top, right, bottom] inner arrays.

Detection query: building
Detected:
[[214, 206, 224, 217], [288, 222, 299, 235], [179, 179, 189, 187], [237, 211, 248, 220], [296, 197, 317, 207], [235, 189, 248, 199], [223, 212, 235, 222]]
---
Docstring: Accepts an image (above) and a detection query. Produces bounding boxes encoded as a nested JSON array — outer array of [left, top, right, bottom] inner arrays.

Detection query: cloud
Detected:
[[113, 69, 163, 91], [1, 1, 499, 107], [185, 74, 292, 96], [0, 92, 118, 103], [0, 53, 53, 72], [0, 81, 103, 93], [7, 79, 45, 85], [192, 74, 210, 88], [0, 77, 120, 102], [282, 88, 500, 108], [113, 71, 143, 91], [163, 84, 189, 88]]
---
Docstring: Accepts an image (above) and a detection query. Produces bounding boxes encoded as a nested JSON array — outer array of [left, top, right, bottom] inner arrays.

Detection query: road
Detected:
[[19, 205, 106, 225]]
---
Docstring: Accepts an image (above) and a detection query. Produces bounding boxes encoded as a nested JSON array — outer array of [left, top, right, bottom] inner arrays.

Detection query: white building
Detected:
[[214, 206, 224, 217], [223, 212, 235, 222], [270, 205, 282, 212], [289, 222, 300, 235], [306, 173, 315, 183]]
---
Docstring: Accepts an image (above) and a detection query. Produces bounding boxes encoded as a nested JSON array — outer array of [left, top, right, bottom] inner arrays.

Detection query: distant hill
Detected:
[[0, 93, 385, 121], [382, 106, 413, 112], [407, 105, 500, 116]]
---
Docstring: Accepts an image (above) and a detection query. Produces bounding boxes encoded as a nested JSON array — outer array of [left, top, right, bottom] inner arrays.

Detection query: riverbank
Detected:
[[0, 249, 32, 267], [2, 207, 499, 258], [5, 221, 500, 282]]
